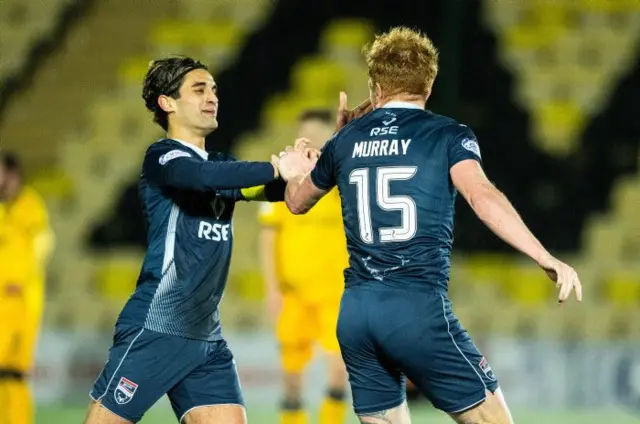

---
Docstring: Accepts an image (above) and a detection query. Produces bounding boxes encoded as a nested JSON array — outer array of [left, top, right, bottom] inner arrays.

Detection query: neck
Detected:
[[377, 93, 426, 110], [167, 127, 206, 151]]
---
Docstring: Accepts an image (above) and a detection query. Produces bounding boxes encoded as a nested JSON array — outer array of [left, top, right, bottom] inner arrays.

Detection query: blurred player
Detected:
[[84, 56, 312, 424], [283, 27, 582, 424], [0, 152, 54, 424], [259, 110, 348, 424]]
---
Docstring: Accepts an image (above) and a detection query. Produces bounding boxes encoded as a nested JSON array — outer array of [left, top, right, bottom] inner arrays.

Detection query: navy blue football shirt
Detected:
[[117, 138, 276, 341], [310, 102, 482, 292]]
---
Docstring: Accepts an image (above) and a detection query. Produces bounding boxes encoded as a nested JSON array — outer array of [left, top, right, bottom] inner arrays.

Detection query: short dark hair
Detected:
[[1, 151, 21, 175], [298, 109, 333, 125], [142, 56, 208, 131]]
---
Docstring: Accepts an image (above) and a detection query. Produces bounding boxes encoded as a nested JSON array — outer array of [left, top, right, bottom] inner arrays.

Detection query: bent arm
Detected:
[[284, 176, 329, 215], [451, 159, 549, 264]]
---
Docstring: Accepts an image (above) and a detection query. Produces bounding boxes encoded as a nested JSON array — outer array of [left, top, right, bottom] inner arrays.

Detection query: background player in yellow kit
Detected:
[[259, 110, 349, 424], [0, 152, 54, 424]]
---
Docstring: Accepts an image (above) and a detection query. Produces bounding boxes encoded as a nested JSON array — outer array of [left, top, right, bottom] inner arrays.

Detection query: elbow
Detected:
[[468, 185, 499, 220], [285, 196, 308, 215], [286, 200, 308, 215]]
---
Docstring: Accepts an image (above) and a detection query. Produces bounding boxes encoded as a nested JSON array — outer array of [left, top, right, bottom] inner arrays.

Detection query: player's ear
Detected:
[[374, 82, 384, 108], [157, 95, 177, 113], [424, 88, 432, 105]]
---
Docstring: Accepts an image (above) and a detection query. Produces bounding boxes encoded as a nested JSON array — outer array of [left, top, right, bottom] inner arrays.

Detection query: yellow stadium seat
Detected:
[[577, 0, 640, 12], [531, 100, 584, 156], [95, 256, 143, 301], [291, 57, 349, 100], [503, 267, 554, 307], [150, 21, 242, 48], [118, 56, 155, 85], [462, 254, 515, 289], [30, 167, 75, 200], [320, 19, 374, 51], [263, 93, 333, 127], [611, 177, 640, 221], [604, 272, 640, 308], [230, 270, 265, 301], [503, 25, 566, 51], [583, 215, 624, 260], [524, 3, 574, 27]]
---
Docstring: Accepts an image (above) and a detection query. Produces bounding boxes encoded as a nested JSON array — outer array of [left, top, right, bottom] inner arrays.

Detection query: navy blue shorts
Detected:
[[337, 284, 498, 415], [90, 324, 243, 423]]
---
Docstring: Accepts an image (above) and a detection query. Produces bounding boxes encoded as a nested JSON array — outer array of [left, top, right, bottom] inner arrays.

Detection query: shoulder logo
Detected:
[[114, 377, 138, 405], [461, 138, 481, 159], [159, 149, 191, 165]]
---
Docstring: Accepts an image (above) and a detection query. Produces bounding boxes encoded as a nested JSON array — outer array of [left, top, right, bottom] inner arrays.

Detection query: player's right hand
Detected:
[[335, 91, 373, 132], [271, 147, 314, 182], [537, 255, 583, 303]]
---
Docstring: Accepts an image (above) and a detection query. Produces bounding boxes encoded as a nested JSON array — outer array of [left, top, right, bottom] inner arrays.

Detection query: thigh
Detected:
[[337, 288, 405, 415], [317, 296, 342, 355], [90, 325, 198, 423], [277, 295, 315, 372], [169, 339, 244, 422], [449, 387, 514, 424], [277, 294, 315, 346], [388, 294, 499, 414], [84, 400, 132, 424], [358, 399, 412, 424]]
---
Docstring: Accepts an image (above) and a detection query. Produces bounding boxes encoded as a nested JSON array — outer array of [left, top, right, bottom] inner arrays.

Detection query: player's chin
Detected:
[[201, 118, 219, 132]]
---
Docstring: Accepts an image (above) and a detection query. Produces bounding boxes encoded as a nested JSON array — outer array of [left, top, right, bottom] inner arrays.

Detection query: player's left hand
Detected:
[[294, 138, 320, 162], [537, 255, 583, 304], [335, 91, 373, 132]]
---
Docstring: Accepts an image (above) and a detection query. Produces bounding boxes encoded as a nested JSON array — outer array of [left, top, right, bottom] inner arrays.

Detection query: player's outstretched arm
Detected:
[[451, 159, 582, 303], [147, 146, 279, 192]]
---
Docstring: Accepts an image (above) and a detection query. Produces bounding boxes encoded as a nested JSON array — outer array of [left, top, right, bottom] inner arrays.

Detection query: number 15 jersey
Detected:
[[310, 102, 482, 292]]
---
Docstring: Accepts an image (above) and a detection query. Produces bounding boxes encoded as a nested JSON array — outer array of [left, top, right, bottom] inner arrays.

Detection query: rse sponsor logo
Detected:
[[114, 377, 138, 405], [370, 126, 398, 136], [461, 138, 481, 159], [159, 149, 191, 165], [198, 221, 231, 241]]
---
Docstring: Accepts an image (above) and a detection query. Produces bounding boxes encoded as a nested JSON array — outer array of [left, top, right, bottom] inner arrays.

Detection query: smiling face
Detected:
[[159, 68, 219, 136]]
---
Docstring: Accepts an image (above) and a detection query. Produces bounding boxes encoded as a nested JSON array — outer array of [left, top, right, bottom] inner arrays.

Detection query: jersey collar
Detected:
[[172, 138, 209, 160], [381, 101, 423, 110]]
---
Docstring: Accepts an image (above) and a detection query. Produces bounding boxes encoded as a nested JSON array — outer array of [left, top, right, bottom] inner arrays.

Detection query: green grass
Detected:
[[37, 403, 640, 424]]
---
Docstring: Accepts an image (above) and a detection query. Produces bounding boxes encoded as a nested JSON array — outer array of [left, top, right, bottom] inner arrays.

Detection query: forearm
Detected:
[[164, 160, 277, 191], [470, 186, 549, 263]]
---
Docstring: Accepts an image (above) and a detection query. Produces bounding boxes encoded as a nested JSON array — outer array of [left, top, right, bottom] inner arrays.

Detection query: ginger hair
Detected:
[[363, 26, 439, 98]]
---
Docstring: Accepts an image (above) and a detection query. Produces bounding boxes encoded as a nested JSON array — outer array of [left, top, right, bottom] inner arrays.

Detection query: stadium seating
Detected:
[[484, 1, 640, 157], [0, 0, 74, 83]]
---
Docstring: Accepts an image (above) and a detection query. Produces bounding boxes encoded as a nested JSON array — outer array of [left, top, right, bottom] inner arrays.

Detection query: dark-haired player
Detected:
[[283, 27, 582, 424], [84, 57, 315, 424]]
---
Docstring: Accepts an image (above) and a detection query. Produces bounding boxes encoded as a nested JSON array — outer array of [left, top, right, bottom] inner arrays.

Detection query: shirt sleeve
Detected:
[[310, 136, 337, 190], [143, 143, 276, 191], [446, 124, 483, 169]]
